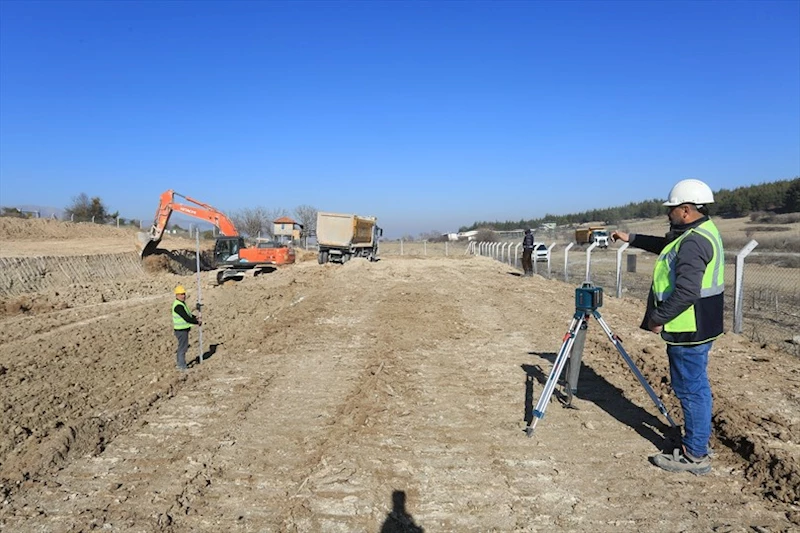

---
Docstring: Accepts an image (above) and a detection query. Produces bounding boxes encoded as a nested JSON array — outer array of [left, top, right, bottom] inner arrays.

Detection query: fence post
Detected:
[[734, 240, 759, 334], [615, 243, 630, 298], [400, 239, 404, 256], [564, 243, 574, 282], [584, 242, 598, 283], [514, 243, 521, 268], [424, 241, 427, 256], [547, 243, 556, 277], [445, 241, 448, 256], [117, 217, 120, 228]]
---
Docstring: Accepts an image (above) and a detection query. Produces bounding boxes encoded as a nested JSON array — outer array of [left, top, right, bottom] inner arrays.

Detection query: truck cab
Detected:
[[591, 230, 609, 248]]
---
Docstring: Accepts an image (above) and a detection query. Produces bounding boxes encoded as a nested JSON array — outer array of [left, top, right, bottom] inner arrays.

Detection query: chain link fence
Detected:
[[470, 239, 800, 357]]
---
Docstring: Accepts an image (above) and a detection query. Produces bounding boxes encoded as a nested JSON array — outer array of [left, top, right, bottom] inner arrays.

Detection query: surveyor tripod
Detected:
[[525, 283, 677, 437]]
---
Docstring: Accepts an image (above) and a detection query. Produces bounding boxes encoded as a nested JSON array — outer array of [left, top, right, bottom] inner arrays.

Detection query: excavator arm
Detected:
[[138, 189, 240, 257]]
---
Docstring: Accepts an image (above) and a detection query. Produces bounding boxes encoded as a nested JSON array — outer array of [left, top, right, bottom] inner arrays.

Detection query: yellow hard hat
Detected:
[[174, 285, 186, 295]]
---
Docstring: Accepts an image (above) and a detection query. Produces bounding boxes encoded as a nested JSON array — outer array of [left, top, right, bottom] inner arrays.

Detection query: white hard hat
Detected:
[[663, 179, 715, 207]]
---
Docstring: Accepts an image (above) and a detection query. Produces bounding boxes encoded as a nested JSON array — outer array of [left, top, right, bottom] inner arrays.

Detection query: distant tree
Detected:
[[419, 230, 446, 242], [785, 178, 800, 213], [475, 228, 499, 242], [64, 193, 112, 223], [459, 178, 800, 230], [294, 204, 318, 237], [230, 207, 270, 238]]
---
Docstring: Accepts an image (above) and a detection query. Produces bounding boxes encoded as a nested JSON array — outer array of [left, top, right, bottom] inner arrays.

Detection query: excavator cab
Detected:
[[213, 236, 246, 266]]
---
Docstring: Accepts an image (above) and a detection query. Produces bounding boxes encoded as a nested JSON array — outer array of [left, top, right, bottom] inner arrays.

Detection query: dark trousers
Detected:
[[174, 328, 189, 369], [522, 249, 533, 273]]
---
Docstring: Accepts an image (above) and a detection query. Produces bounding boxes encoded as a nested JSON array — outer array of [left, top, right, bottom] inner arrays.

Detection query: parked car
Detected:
[[533, 243, 549, 262]]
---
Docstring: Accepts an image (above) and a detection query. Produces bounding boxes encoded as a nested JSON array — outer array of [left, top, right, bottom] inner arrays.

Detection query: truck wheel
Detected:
[[342, 253, 350, 263], [318, 251, 328, 264]]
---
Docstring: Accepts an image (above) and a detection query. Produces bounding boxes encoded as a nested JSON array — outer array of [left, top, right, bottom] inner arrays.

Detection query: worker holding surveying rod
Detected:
[[611, 178, 724, 475], [172, 285, 202, 371]]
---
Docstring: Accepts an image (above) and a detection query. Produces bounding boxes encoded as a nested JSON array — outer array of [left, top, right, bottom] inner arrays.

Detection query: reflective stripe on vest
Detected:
[[651, 220, 724, 334], [172, 300, 192, 330]]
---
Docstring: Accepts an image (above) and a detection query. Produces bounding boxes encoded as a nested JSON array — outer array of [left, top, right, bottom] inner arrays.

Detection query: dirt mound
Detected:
[[142, 250, 211, 275], [1, 295, 69, 319], [294, 248, 318, 262], [0, 218, 135, 241]]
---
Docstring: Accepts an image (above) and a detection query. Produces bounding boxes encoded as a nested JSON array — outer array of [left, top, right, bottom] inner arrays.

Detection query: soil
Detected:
[[0, 218, 798, 532]]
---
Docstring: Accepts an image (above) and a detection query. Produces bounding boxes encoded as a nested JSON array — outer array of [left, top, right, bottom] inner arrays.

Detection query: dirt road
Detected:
[[0, 220, 798, 532]]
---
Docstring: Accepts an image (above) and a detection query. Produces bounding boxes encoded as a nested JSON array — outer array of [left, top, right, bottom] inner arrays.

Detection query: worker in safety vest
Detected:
[[611, 178, 723, 475], [172, 285, 201, 371]]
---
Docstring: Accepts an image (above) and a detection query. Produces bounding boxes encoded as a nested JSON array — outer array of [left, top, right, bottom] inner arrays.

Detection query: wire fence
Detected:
[[379, 239, 800, 357]]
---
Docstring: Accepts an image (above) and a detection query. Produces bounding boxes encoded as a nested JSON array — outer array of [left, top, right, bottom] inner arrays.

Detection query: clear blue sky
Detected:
[[1, 1, 798, 238]]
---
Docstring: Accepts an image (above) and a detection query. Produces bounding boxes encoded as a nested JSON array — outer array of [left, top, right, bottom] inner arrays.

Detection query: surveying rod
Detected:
[[195, 229, 204, 363]]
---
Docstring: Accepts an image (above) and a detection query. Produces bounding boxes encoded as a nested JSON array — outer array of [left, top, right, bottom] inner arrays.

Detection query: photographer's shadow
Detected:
[[522, 355, 673, 448]]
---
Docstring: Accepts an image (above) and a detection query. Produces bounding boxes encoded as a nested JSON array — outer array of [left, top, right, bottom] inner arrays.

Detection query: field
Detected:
[[381, 216, 800, 356], [0, 218, 798, 532]]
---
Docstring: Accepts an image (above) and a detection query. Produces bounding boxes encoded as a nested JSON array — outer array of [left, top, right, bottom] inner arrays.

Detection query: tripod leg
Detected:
[[526, 314, 587, 437], [593, 312, 678, 428], [564, 319, 587, 406]]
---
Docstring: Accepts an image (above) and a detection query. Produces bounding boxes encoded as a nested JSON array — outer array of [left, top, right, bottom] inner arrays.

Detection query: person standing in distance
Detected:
[[172, 285, 201, 371], [521, 228, 535, 277], [611, 179, 724, 475]]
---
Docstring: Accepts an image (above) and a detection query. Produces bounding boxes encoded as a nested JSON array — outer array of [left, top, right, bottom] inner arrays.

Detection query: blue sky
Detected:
[[1, 1, 798, 238]]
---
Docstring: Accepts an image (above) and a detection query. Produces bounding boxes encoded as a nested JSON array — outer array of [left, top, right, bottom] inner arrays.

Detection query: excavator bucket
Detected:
[[137, 231, 160, 258]]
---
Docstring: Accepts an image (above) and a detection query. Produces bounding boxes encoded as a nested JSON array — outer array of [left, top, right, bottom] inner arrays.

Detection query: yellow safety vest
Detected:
[[651, 219, 724, 344], [172, 299, 192, 330]]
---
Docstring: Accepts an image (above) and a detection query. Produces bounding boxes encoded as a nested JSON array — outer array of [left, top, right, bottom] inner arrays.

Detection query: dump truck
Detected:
[[575, 226, 610, 248], [316, 212, 382, 264]]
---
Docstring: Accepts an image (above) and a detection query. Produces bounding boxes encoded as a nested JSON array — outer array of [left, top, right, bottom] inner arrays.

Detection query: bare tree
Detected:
[[64, 193, 116, 223], [475, 228, 499, 242], [230, 207, 270, 238], [294, 204, 318, 237], [419, 230, 446, 242]]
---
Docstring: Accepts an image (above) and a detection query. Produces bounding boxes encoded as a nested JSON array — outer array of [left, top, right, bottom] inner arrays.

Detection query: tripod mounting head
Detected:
[[575, 282, 603, 312]]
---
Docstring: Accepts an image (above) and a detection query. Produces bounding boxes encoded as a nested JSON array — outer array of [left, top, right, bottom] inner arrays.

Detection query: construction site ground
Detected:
[[0, 218, 798, 532]]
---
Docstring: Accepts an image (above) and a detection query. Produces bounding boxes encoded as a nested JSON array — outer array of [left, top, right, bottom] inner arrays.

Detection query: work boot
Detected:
[[652, 447, 711, 475]]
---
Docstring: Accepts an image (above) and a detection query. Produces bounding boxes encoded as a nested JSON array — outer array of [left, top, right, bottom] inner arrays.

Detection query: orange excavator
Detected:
[[138, 190, 295, 283]]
